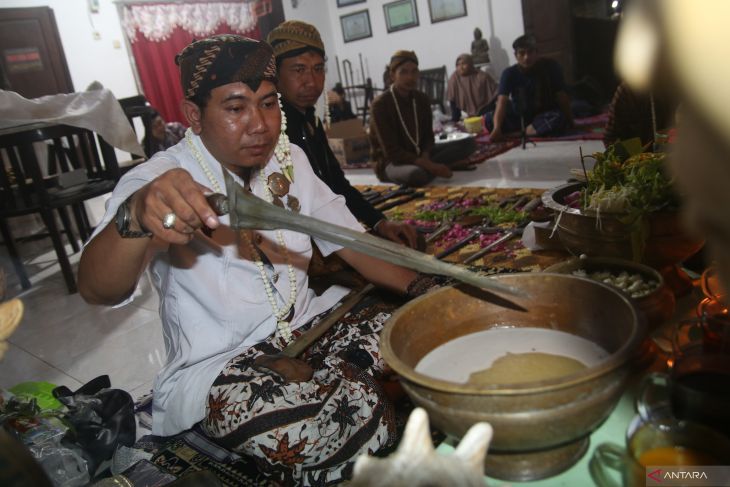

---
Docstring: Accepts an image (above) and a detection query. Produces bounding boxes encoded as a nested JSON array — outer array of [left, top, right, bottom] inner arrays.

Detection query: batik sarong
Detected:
[[200, 294, 399, 486]]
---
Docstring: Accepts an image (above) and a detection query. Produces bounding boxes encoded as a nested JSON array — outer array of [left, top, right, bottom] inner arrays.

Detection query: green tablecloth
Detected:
[[437, 384, 636, 486]]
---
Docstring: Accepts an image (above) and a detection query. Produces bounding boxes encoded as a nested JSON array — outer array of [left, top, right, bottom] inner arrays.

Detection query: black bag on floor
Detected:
[[53, 375, 136, 478]]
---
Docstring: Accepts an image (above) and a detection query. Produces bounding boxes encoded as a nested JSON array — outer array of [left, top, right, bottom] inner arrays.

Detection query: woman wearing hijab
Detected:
[[446, 53, 498, 122]]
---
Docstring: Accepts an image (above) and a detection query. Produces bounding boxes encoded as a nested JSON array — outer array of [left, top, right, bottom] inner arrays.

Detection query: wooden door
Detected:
[[0, 7, 73, 98], [521, 0, 574, 83]]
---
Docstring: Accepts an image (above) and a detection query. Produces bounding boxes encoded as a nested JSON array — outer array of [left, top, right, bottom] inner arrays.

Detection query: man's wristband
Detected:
[[115, 196, 152, 238], [406, 273, 451, 299]]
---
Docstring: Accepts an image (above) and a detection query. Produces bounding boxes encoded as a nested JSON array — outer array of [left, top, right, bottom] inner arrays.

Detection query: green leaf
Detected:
[[618, 137, 644, 157]]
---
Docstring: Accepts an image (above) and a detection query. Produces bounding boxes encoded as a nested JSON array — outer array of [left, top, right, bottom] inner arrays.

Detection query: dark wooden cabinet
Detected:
[[521, 0, 620, 104], [0, 7, 74, 98]]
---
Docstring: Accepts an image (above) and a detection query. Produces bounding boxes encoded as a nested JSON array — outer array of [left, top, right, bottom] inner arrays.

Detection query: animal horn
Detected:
[[453, 422, 493, 472], [396, 407, 435, 458]]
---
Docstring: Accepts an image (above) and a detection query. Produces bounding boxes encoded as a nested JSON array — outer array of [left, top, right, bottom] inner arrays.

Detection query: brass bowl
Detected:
[[380, 273, 644, 481], [541, 182, 704, 269], [544, 256, 676, 334]]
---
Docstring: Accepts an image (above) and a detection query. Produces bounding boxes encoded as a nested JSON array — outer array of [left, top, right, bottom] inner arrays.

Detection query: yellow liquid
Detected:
[[467, 352, 587, 385], [638, 446, 717, 466]]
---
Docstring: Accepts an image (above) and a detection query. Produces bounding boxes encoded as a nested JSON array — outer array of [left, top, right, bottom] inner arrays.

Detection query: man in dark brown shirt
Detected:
[[267, 21, 418, 247], [369, 50, 476, 187]]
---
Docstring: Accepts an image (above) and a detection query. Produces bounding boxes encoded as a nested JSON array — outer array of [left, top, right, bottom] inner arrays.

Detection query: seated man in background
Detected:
[[446, 53, 498, 122], [369, 50, 476, 187], [141, 108, 186, 157], [327, 83, 357, 123], [485, 35, 573, 142], [267, 20, 418, 247], [77, 34, 428, 486]]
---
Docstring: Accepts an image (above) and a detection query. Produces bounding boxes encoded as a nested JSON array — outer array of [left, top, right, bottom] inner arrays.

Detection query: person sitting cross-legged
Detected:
[[484, 34, 573, 142], [328, 83, 357, 123], [369, 50, 477, 187], [446, 53, 498, 122], [77, 35, 437, 486], [142, 108, 186, 158]]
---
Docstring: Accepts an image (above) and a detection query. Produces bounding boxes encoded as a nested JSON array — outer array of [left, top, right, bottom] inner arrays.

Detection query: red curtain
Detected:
[[130, 24, 260, 125]]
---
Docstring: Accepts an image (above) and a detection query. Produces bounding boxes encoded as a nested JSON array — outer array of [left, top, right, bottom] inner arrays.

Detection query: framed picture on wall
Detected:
[[336, 0, 366, 7], [340, 10, 372, 43], [383, 0, 419, 33], [428, 0, 467, 23]]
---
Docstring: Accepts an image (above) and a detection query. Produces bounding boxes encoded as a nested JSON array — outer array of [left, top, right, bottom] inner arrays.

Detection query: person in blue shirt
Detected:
[[485, 35, 573, 142]]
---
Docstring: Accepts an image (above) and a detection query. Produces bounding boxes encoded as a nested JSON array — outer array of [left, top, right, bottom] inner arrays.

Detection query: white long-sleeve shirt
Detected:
[[89, 134, 364, 435]]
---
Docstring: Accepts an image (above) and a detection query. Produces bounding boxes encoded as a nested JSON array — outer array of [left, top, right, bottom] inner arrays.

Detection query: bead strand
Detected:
[[185, 129, 297, 344], [389, 85, 420, 155], [276, 93, 295, 183], [323, 91, 331, 130]]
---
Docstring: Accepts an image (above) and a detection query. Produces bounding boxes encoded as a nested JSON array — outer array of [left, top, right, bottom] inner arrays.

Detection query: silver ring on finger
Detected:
[[162, 212, 177, 230]]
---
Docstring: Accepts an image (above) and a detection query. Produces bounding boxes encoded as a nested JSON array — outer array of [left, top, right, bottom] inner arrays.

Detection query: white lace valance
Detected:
[[122, 1, 271, 43]]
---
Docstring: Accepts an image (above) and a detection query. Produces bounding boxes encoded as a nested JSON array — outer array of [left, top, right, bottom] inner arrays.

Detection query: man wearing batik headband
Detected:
[[370, 50, 478, 187], [267, 20, 419, 248], [78, 35, 421, 485]]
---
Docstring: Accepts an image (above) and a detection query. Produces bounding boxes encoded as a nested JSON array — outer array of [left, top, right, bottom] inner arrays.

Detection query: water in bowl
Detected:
[[415, 327, 609, 385]]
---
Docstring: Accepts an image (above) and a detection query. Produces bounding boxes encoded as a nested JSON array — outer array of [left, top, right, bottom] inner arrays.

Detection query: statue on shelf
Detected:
[[471, 28, 490, 65]]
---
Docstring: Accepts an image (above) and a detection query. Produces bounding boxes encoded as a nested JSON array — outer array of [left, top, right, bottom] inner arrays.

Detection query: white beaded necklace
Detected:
[[390, 85, 420, 155], [313, 92, 331, 132], [185, 129, 297, 343], [322, 91, 331, 130]]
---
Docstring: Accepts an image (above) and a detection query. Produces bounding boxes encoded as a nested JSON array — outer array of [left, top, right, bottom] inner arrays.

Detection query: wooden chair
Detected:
[[418, 66, 448, 113], [0, 124, 120, 293], [117, 95, 153, 170], [340, 79, 380, 125], [118, 95, 149, 122]]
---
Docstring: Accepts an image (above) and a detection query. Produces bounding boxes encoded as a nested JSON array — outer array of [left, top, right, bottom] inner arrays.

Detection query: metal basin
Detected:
[[541, 182, 704, 269], [380, 273, 644, 481], [545, 256, 675, 334]]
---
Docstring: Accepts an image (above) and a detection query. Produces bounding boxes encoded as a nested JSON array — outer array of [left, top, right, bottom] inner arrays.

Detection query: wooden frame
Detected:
[[340, 9, 372, 43], [427, 0, 467, 24], [336, 0, 366, 7], [383, 0, 419, 33]]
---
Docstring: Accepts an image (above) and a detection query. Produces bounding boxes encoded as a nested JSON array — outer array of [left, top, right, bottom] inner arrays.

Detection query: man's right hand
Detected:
[[374, 219, 423, 250], [254, 354, 314, 383], [428, 161, 453, 179], [130, 168, 220, 244]]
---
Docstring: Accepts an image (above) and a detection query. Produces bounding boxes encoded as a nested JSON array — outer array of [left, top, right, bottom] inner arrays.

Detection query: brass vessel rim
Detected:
[[380, 275, 644, 396]]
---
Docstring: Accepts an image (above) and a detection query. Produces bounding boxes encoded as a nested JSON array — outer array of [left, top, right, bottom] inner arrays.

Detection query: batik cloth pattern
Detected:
[[200, 294, 399, 486], [175, 34, 277, 100]]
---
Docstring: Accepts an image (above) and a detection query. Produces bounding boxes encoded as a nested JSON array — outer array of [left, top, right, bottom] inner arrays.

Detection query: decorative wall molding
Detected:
[[121, 1, 271, 42]]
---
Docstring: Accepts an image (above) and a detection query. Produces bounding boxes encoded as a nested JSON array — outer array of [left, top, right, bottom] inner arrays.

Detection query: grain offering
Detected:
[[572, 269, 658, 299]]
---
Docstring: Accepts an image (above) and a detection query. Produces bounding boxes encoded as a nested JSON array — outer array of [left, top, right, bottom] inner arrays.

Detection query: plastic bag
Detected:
[[53, 375, 136, 480], [1, 392, 88, 486]]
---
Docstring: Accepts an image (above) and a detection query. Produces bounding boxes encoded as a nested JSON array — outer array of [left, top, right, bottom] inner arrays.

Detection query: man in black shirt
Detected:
[[267, 20, 418, 248]]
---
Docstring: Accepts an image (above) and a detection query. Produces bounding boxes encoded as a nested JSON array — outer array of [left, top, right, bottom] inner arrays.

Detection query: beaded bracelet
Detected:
[[405, 273, 451, 299]]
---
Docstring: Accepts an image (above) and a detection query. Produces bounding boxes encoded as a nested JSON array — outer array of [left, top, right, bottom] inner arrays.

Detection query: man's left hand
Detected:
[[375, 220, 423, 250]]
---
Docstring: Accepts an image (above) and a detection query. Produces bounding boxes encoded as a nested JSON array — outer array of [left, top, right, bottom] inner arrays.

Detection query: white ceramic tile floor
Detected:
[[0, 140, 603, 400], [346, 139, 604, 189]]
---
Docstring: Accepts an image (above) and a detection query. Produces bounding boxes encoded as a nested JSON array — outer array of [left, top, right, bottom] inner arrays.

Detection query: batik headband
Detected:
[[176, 34, 277, 100]]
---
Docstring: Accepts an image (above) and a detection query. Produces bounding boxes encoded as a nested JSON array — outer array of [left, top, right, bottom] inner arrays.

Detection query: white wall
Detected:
[[2, 0, 140, 99], [284, 0, 524, 89], [281, 0, 340, 87], [3, 0, 524, 99]]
